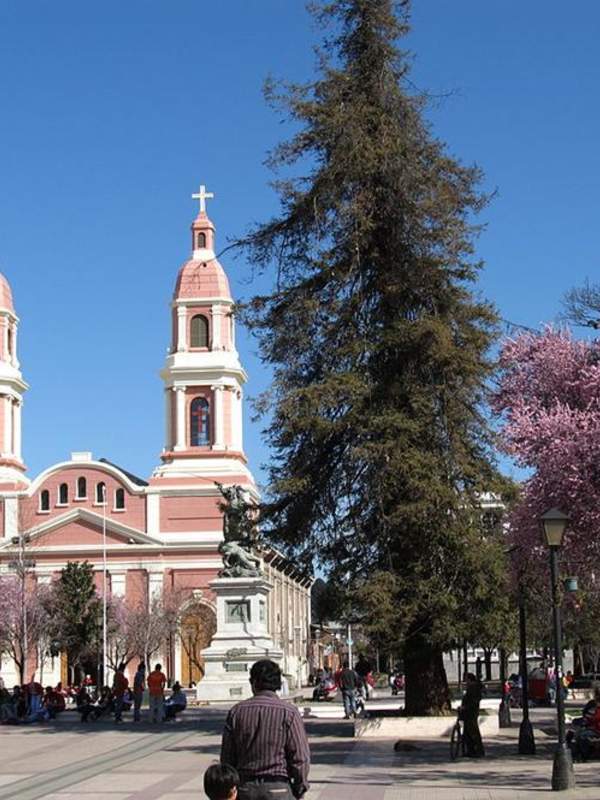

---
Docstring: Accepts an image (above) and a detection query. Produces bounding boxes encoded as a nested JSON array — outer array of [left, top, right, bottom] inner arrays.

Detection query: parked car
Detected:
[[571, 673, 600, 690]]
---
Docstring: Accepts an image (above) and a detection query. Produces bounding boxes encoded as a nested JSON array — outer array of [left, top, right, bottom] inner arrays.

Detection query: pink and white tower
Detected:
[[153, 185, 253, 488], [0, 274, 28, 488]]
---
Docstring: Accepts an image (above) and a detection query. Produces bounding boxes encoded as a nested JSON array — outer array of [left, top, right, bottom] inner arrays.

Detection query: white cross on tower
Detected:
[[192, 184, 214, 214]]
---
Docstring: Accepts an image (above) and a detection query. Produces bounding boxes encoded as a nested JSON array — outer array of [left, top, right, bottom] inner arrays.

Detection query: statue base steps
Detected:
[[196, 576, 283, 702]]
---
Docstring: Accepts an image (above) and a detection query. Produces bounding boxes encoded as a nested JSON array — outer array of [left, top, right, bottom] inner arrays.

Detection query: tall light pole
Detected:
[[518, 585, 535, 754], [102, 484, 108, 688], [541, 508, 575, 792], [9, 533, 35, 683]]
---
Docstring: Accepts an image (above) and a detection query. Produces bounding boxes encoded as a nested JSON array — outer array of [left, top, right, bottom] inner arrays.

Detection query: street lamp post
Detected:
[[102, 485, 108, 688], [541, 508, 575, 792], [9, 533, 35, 683], [518, 586, 535, 754]]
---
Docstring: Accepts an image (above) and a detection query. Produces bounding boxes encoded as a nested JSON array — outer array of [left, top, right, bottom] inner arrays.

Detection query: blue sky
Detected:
[[0, 1, 598, 485]]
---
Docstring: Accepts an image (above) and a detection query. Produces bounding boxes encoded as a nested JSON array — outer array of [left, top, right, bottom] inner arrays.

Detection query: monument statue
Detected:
[[215, 483, 262, 578]]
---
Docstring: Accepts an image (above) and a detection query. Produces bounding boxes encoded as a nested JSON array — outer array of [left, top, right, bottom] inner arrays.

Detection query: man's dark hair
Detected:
[[342, 661, 349, 669], [204, 763, 239, 800], [249, 659, 282, 691], [137, 661, 145, 671]]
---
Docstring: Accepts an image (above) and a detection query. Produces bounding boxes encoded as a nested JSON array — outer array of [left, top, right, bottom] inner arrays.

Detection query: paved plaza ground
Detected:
[[0, 701, 598, 800]]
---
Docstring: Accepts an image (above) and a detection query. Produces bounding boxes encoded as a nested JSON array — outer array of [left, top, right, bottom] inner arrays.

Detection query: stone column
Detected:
[[146, 493, 160, 537], [13, 400, 22, 462], [111, 572, 126, 598], [174, 387, 186, 450], [11, 323, 18, 367], [164, 389, 172, 451], [148, 570, 164, 600], [177, 306, 187, 352], [211, 305, 222, 350], [4, 396, 13, 457], [211, 385, 224, 449]]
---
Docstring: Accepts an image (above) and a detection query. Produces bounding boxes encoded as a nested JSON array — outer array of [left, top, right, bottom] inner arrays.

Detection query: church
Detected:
[[0, 187, 312, 689]]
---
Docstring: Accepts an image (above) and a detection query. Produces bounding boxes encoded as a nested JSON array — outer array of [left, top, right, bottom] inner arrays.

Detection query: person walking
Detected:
[[461, 673, 485, 757], [132, 662, 145, 723], [337, 661, 359, 719], [220, 659, 310, 799], [355, 656, 372, 701], [147, 663, 167, 723], [113, 663, 129, 724]]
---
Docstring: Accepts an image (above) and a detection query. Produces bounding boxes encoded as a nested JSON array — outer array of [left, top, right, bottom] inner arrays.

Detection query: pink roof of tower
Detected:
[[174, 258, 231, 299], [174, 211, 232, 300], [0, 273, 14, 312]]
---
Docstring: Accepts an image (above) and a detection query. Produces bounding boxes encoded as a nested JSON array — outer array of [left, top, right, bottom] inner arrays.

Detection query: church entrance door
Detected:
[[180, 604, 216, 687]]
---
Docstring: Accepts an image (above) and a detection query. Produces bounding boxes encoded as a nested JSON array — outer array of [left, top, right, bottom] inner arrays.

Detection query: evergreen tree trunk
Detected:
[[404, 627, 451, 715], [484, 648, 493, 681]]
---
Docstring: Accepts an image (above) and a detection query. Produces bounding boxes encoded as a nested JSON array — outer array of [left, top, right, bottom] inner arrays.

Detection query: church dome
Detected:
[[174, 257, 231, 300], [0, 273, 14, 313]]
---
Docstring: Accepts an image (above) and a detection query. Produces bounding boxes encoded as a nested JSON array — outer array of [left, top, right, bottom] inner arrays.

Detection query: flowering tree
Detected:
[[494, 328, 600, 559], [493, 328, 600, 665], [0, 576, 52, 684]]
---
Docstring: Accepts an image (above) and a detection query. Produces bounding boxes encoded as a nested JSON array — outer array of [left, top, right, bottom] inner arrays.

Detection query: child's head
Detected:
[[203, 763, 239, 800]]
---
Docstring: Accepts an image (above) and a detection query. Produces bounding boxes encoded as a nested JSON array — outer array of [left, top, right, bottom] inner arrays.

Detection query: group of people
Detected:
[[204, 659, 310, 800], [0, 677, 67, 724], [78, 662, 187, 724], [0, 663, 188, 726]]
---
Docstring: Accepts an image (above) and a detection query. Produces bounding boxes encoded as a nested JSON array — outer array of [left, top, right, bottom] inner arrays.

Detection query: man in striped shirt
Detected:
[[221, 659, 310, 799]]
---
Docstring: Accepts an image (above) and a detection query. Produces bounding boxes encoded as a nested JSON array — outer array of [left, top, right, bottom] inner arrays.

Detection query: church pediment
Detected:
[[1, 508, 160, 549]]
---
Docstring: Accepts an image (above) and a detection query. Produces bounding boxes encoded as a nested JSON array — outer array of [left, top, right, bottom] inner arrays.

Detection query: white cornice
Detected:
[[172, 297, 234, 307]]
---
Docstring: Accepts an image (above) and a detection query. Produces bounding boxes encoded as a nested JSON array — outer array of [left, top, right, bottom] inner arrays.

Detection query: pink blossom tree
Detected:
[[0, 576, 53, 684], [493, 328, 600, 664]]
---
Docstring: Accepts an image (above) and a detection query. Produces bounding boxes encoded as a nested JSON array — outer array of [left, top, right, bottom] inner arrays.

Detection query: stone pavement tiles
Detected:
[[0, 708, 598, 799]]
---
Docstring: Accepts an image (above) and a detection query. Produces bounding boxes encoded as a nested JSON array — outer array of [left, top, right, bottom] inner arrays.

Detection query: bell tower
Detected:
[[153, 186, 252, 483], [0, 273, 28, 486]]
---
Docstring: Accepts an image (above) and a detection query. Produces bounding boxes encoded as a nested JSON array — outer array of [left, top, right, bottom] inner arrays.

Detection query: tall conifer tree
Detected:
[[243, 0, 506, 713]]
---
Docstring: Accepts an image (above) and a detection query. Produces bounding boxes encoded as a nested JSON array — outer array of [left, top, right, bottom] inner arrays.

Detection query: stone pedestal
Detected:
[[196, 576, 282, 702]]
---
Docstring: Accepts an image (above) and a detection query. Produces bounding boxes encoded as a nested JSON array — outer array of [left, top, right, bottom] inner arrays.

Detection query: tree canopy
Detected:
[[241, 0, 508, 713]]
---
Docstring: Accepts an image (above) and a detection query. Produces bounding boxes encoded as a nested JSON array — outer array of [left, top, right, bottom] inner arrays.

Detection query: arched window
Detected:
[[77, 476, 87, 499], [58, 483, 68, 505], [115, 488, 125, 510], [190, 397, 210, 446], [96, 481, 106, 504], [40, 490, 50, 512], [190, 315, 209, 348], [197, 232, 206, 248]]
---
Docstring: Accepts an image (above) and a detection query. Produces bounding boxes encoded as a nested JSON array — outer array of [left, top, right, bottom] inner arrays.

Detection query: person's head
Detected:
[[154, 663, 162, 672], [203, 763, 239, 800], [118, 663, 126, 672], [137, 661, 145, 672], [342, 661, 349, 670], [45, 686, 53, 695], [172, 681, 181, 692], [249, 659, 282, 694], [466, 672, 477, 684]]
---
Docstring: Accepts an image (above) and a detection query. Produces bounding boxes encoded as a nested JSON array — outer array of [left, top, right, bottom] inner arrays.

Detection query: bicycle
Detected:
[[450, 710, 466, 761]]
